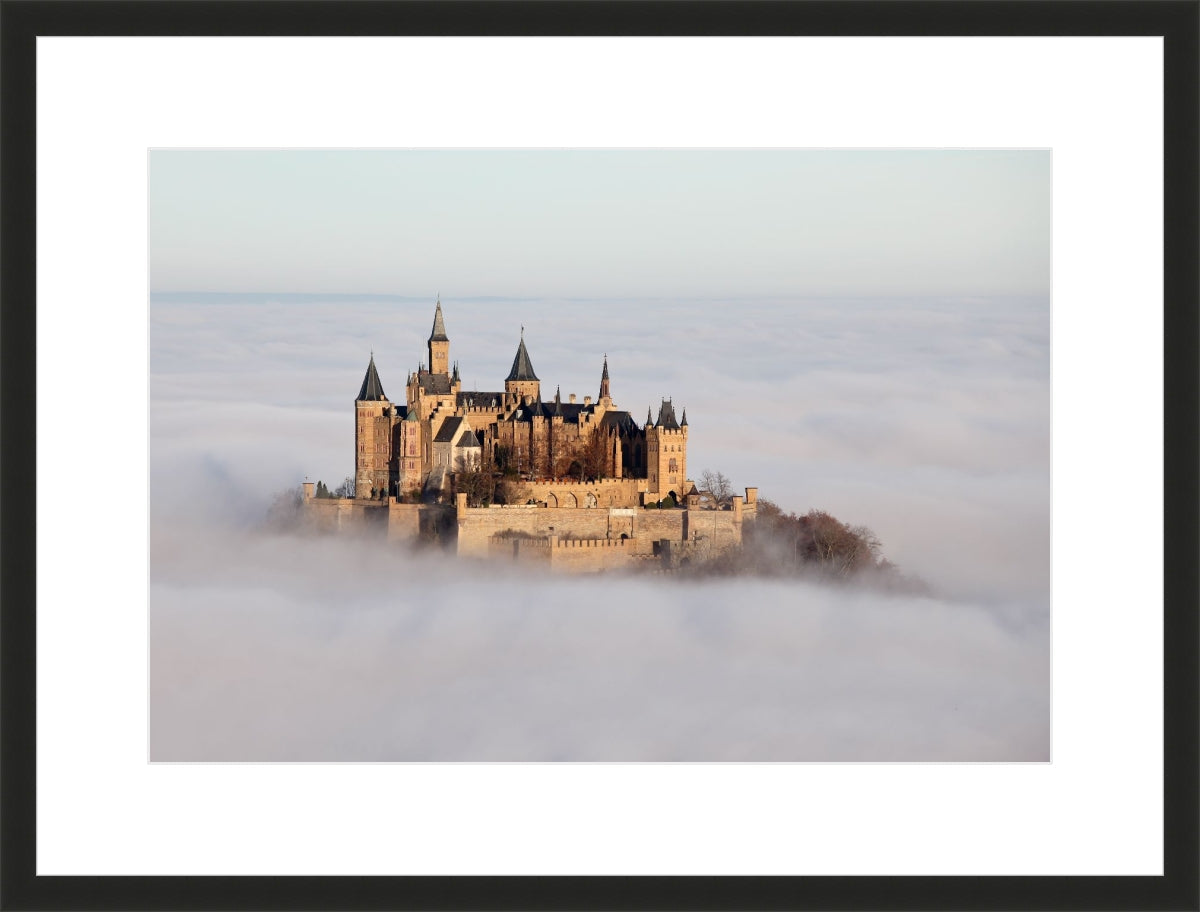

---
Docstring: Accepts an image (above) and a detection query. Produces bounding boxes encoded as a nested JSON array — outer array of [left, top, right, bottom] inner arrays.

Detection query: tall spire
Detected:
[[356, 353, 387, 401], [506, 333, 539, 381], [553, 385, 564, 417], [680, 406, 688, 426], [599, 354, 611, 401], [429, 297, 448, 342], [646, 405, 653, 427]]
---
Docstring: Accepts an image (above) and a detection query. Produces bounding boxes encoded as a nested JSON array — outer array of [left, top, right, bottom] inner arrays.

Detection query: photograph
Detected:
[[148, 149, 1051, 762]]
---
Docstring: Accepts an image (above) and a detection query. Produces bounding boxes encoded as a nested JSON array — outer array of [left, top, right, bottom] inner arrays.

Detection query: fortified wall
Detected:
[[301, 480, 760, 574], [521, 477, 647, 509], [458, 487, 758, 572], [301, 483, 455, 543]]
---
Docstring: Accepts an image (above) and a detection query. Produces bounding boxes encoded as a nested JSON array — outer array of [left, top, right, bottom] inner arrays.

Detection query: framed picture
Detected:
[[2, 2, 1195, 909]]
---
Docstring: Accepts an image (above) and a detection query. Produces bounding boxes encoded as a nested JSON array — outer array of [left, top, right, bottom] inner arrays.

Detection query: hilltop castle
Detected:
[[304, 298, 756, 572], [353, 298, 691, 507]]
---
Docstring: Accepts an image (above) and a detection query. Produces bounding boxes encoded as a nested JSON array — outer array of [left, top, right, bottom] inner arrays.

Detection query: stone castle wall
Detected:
[[523, 477, 646, 509], [457, 492, 755, 571], [303, 487, 756, 573], [303, 497, 389, 533]]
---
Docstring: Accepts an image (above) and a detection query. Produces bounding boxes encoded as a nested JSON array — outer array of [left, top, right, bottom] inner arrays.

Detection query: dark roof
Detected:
[[457, 429, 480, 448], [601, 356, 610, 381], [506, 335, 538, 381], [457, 391, 505, 410], [356, 355, 387, 401], [681, 407, 688, 426], [429, 300, 449, 342], [418, 371, 452, 395], [656, 399, 680, 430], [433, 416, 465, 443], [599, 410, 639, 434], [511, 399, 546, 422], [558, 403, 586, 424], [529, 398, 548, 418]]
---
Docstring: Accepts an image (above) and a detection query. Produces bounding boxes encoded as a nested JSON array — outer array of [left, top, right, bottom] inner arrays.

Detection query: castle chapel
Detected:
[[354, 298, 691, 506]]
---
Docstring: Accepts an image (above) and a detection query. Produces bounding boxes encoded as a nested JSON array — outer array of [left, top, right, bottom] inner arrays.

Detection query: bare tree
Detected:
[[333, 476, 355, 498], [579, 430, 610, 481], [495, 475, 531, 505], [699, 469, 734, 507], [803, 510, 882, 577], [454, 451, 496, 507], [262, 485, 302, 531]]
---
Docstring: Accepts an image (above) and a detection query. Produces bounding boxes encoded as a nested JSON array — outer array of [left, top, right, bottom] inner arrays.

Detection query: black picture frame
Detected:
[[2, 2, 1196, 909]]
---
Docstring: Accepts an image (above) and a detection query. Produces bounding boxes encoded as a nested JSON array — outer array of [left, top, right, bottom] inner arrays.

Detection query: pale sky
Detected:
[[149, 150, 1050, 298]]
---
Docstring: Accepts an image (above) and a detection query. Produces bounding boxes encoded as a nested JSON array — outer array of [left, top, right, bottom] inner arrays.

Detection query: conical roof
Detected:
[[429, 299, 449, 342], [680, 407, 688, 426], [601, 356, 610, 381], [552, 385, 563, 417], [506, 333, 539, 381], [357, 355, 388, 401]]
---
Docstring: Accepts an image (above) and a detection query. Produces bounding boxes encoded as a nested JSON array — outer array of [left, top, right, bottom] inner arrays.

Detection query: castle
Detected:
[[303, 298, 756, 572]]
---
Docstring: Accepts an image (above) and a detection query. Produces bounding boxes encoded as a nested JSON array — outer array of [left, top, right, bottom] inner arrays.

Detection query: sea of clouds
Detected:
[[149, 293, 1050, 761]]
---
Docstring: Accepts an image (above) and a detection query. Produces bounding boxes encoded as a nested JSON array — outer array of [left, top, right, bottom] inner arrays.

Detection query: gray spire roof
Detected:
[[601, 355, 609, 381], [506, 333, 539, 381], [656, 398, 680, 430], [356, 355, 387, 401], [681, 407, 688, 426], [553, 385, 563, 417], [452, 360, 461, 382], [429, 299, 449, 342], [646, 406, 653, 427]]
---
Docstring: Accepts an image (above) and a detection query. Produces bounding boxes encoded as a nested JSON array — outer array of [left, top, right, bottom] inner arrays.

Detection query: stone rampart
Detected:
[[458, 494, 748, 567], [548, 537, 641, 572], [523, 478, 646, 509], [303, 497, 389, 533]]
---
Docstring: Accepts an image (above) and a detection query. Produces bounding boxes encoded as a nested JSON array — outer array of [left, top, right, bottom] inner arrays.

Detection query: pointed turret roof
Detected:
[[356, 354, 388, 401], [429, 298, 449, 342], [552, 385, 563, 417], [646, 406, 653, 427], [680, 407, 688, 426], [506, 331, 539, 381], [601, 355, 610, 381], [656, 398, 680, 430]]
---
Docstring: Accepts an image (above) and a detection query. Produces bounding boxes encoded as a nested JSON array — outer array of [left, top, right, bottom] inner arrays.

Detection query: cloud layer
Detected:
[[149, 293, 1050, 760]]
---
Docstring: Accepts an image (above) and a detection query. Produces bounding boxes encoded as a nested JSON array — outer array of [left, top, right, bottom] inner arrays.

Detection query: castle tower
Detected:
[[428, 297, 450, 376], [645, 398, 688, 498], [504, 328, 540, 403], [355, 353, 392, 498], [599, 355, 611, 405], [398, 407, 423, 500]]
